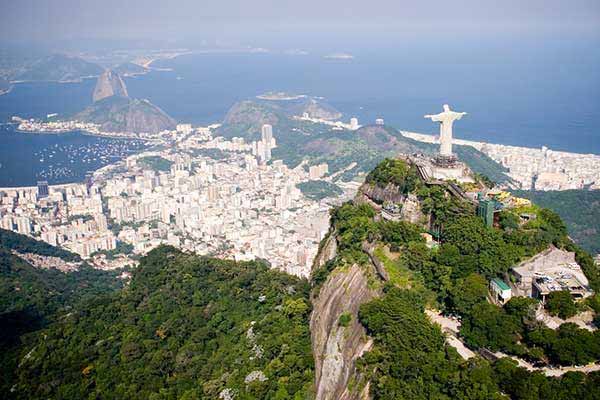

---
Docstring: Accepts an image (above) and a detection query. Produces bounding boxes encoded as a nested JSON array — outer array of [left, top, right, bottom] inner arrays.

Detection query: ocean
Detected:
[[0, 36, 598, 187], [0, 125, 148, 187]]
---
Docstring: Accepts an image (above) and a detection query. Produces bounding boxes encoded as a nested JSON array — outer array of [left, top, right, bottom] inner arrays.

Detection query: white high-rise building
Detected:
[[350, 117, 359, 130], [16, 216, 31, 235], [309, 163, 329, 180], [259, 124, 275, 163], [261, 124, 273, 145]]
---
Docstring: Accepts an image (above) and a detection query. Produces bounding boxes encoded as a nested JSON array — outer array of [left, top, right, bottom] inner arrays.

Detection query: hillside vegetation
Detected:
[[217, 99, 513, 184], [15, 54, 103, 82], [75, 96, 177, 134], [3, 246, 314, 399], [0, 229, 122, 392], [312, 158, 600, 399], [513, 189, 600, 255]]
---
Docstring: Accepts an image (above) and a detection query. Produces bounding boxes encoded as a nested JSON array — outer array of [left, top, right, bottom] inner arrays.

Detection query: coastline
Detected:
[[13, 120, 164, 141], [0, 86, 13, 96], [9, 75, 100, 85], [401, 130, 600, 158]]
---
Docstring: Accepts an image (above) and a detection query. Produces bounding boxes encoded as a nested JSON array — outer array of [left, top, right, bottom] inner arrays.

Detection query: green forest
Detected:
[[513, 189, 600, 254], [296, 180, 343, 201], [2, 157, 600, 399], [2, 246, 314, 399], [312, 158, 600, 399]]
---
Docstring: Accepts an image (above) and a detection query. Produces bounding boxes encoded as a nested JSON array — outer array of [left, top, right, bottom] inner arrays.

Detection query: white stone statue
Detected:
[[424, 104, 467, 156]]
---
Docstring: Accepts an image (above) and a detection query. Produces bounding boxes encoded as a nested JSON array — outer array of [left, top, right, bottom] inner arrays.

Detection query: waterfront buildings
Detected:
[[37, 180, 49, 198], [0, 125, 340, 277]]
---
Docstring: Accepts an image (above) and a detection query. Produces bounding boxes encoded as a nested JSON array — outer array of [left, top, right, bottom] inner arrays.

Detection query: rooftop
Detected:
[[491, 278, 511, 291]]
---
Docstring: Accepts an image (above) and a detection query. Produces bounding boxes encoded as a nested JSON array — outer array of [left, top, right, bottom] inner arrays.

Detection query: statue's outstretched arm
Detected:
[[424, 113, 443, 121]]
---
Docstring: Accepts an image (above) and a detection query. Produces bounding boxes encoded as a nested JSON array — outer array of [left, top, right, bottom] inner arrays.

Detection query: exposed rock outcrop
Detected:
[[313, 231, 338, 269], [359, 182, 406, 205], [400, 193, 425, 224], [93, 70, 129, 102], [311, 263, 378, 400]]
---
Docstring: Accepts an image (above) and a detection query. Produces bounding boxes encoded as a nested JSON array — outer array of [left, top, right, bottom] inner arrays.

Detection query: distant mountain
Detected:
[[221, 96, 342, 134], [113, 62, 148, 76], [217, 99, 512, 183], [15, 54, 103, 82], [93, 70, 129, 102], [221, 100, 283, 137], [75, 96, 176, 134]]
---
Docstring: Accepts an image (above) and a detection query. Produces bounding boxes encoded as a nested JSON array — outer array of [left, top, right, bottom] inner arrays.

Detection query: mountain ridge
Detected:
[[15, 54, 103, 83]]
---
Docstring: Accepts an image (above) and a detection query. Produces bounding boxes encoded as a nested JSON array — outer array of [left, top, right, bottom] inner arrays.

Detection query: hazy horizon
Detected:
[[1, 0, 599, 50]]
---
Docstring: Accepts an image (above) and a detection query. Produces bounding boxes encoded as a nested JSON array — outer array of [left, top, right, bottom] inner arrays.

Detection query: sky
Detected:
[[1, 0, 599, 48]]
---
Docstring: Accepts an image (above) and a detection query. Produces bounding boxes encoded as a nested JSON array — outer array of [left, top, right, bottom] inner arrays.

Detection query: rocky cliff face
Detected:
[[313, 231, 337, 269], [93, 70, 129, 102], [359, 182, 406, 205], [310, 233, 378, 400], [311, 262, 377, 400]]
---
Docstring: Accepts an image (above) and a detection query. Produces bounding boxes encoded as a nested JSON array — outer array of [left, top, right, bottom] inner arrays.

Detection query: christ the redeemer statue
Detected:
[[424, 104, 467, 157]]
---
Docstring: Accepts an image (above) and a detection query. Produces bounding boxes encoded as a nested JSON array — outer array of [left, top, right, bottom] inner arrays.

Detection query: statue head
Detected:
[[443, 104, 450, 112]]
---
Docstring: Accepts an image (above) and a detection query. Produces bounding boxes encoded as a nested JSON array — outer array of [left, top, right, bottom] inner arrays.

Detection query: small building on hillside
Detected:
[[490, 278, 512, 305], [510, 245, 593, 303]]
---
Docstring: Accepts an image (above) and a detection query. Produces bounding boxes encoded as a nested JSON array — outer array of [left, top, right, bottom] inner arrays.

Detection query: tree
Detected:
[[448, 273, 488, 315], [546, 291, 577, 320], [505, 296, 539, 327], [498, 211, 520, 231], [460, 302, 523, 353]]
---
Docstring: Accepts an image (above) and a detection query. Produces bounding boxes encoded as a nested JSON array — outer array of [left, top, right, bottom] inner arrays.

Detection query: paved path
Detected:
[[425, 309, 600, 377]]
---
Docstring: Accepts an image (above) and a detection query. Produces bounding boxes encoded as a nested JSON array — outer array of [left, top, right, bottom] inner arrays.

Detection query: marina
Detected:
[[0, 125, 150, 186]]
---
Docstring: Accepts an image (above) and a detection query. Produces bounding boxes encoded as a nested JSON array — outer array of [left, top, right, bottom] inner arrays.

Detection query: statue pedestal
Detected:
[[433, 154, 459, 168], [430, 162, 474, 183], [411, 153, 474, 184]]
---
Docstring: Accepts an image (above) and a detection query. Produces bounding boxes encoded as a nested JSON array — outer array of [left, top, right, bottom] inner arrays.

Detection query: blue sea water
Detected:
[[131, 37, 600, 154], [0, 125, 148, 187], [0, 36, 598, 188]]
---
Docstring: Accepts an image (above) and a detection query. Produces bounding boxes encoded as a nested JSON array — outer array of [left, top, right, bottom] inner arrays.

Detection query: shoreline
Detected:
[[14, 127, 149, 140], [401, 130, 600, 158], [12, 121, 164, 142], [0, 86, 13, 96], [9, 75, 100, 85]]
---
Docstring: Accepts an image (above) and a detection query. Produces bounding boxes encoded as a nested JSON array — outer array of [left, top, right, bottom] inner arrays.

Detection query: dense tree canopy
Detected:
[[324, 158, 600, 399], [3, 246, 314, 399], [365, 158, 419, 194]]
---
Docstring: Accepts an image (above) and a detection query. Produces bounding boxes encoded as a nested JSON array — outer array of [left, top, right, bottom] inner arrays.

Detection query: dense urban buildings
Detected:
[[0, 124, 340, 277]]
